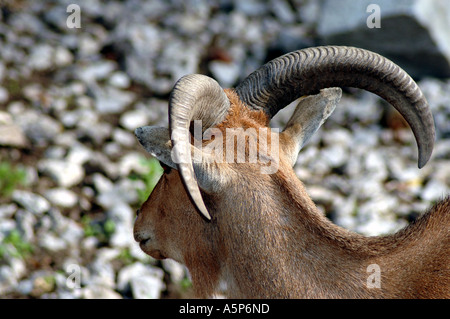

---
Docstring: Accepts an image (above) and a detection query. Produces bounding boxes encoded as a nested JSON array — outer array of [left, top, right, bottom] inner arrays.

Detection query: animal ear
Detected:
[[134, 126, 231, 194], [279, 87, 342, 167], [135, 126, 176, 169]]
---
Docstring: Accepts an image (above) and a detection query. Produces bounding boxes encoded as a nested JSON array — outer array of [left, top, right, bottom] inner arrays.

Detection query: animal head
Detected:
[[133, 46, 436, 297]]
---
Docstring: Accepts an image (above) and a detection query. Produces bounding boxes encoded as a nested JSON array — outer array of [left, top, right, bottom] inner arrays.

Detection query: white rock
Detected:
[[27, 44, 54, 71], [118, 153, 151, 176], [103, 142, 122, 158], [117, 262, 164, 294], [66, 143, 92, 165], [271, 0, 296, 24], [422, 179, 449, 202], [77, 61, 116, 83], [131, 276, 165, 299], [356, 212, 407, 237], [15, 209, 36, 242], [17, 279, 34, 295], [44, 188, 78, 208], [209, 61, 241, 88], [87, 258, 116, 289], [94, 86, 135, 114], [0, 220, 17, 243], [355, 196, 402, 236], [364, 150, 388, 181], [15, 110, 62, 146], [0, 62, 5, 82], [92, 173, 114, 194], [0, 204, 17, 219], [82, 285, 122, 299], [112, 128, 136, 146], [107, 203, 135, 248], [162, 259, 187, 283], [96, 178, 141, 209], [23, 83, 43, 103], [0, 86, 8, 103], [39, 232, 67, 252], [78, 34, 102, 57], [0, 266, 18, 295], [235, 0, 268, 16], [321, 144, 348, 168], [0, 123, 27, 147], [109, 71, 130, 88], [12, 190, 50, 216], [54, 46, 73, 67], [317, 0, 450, 78], [119, 109, 150, 131], [60, 220, 84, 247], [38, 159, 84, 188]]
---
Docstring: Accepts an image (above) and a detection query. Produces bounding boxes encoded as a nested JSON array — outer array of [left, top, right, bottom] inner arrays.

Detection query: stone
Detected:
[[0, 112, 28, 147], [161, 260, 187, 284], [76, 61, 116, 84], [53, 47, 74, 67], [0, 204, 17, 219], [94, 86, 135, 114], [12, 190, 50, 216], [39, 232, 67, 252], [117, 153, 151, 176], [112, 128, 136, 147], [117, 262, 164, 298], [0, 266, 17, 295], [86, 257, 116, 289], [44, 188, 78, 208], [66, 143, 93, 165], [0, 86, 8, 103], [316, 0, 450, 78], [131, 276, 165, 299], [92, 173, 114, 194], [15, 209, 36, 243], [27, 44, 54, 71], [209, 61, 241, 88], [38, 159, 84, 188], [422, 179, 449, 202], [96, 178, 141, 209], [109, 71, 130, 88], [271, 0, 296, 24], [15, 110, 62, 147], [106, 203, 135, 248], [82, 285, 122, 299], [119, 109, 150, 131], [48, 209, 84, 246]]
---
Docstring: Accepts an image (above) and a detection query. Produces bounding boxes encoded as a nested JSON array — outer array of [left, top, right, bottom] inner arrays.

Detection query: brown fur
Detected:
[[134, 95, 450, 298]]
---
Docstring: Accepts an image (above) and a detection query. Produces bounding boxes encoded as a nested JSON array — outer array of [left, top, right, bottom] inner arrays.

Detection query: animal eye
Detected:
[[160, 161, 172, 174]]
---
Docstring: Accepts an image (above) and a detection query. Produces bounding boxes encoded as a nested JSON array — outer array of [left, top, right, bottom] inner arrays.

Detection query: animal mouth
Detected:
[[139, 239, 166, 260], [139, 238, 150, 248], [148, 250, 166, 260]]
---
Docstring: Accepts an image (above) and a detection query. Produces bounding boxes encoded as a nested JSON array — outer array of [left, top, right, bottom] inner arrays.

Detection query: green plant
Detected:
[[116, 247, 137, 266], [180, 277, 193, 292], [0, 229, 34, 260], [0, 161, 27, 197], [81, 215, 116, 243], [129, 157, 163, 204]]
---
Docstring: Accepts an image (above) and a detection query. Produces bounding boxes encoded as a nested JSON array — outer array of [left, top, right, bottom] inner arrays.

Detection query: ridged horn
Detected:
[[235, 46, 435, 168], [169, 74, 230, 220]]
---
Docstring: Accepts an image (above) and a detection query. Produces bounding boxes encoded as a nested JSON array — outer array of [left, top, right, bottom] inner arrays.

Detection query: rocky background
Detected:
[[0, 0, 449, 299]]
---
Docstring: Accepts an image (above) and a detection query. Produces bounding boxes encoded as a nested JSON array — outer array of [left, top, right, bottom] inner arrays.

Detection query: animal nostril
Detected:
[[134, 230, 144, 243], [135, 209, 140, 217]]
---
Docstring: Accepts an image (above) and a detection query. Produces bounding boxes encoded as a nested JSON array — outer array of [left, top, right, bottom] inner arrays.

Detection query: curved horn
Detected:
[[235, 46, 435, 168], [169, 74, 230, 220]]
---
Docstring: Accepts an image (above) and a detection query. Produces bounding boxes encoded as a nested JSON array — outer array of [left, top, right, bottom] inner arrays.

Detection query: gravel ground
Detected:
[[0, 0, 449, 299]]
